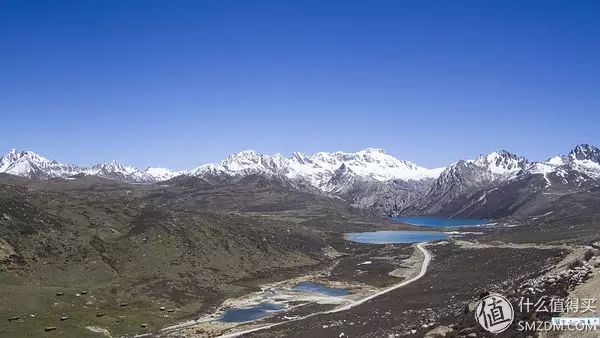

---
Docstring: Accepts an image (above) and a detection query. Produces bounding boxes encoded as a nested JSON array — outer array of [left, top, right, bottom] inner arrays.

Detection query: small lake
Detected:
[[292, 281, 349, 297], [345, 230, 448, 244], [219, 303, 284, 323], [392, 216, 488, 227]]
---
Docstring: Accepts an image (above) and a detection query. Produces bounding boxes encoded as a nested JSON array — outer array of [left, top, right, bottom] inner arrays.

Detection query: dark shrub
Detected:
[[568, 259, 583, 270], [584, 249, 595, 261]]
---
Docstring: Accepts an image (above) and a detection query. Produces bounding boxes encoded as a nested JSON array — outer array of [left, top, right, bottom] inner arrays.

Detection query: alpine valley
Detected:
[[2, 145, 600, 337]]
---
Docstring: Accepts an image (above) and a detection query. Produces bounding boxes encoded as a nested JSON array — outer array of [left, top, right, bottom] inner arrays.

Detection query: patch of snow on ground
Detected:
[[86, 326, 112, 337]]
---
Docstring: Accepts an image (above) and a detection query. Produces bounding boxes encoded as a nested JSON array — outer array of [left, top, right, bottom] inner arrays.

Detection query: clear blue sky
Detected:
[[2, 1, 599, 169]]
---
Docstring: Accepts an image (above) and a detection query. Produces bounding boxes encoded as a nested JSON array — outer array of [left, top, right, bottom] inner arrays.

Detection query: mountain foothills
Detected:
[[1, 145, 600, 218], [0, 165, 385, 337]]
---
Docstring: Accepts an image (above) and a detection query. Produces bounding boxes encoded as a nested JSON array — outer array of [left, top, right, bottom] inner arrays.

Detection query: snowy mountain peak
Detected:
[[476, 149, 520, 163], [144, 167, 181, 181], [2, 149, 51, 163], [569, 144, 600, 163], [226, 149, 259, 160], [525, 144, 600, 182], [290, 152, 309, 164], [547, 156, 565, 166], [473, 150, 528, 175], [90, 160, 139, 175], [4, 148, 23, 160], [0, 149, 78, 179]]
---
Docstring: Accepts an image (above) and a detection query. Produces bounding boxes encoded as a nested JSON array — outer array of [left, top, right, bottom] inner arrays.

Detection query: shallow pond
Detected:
[[292, 281, 349, 296], [219, 303, 285, 323]]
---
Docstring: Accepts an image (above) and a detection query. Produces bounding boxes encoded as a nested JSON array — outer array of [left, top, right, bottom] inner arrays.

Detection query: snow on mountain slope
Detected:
[[435, 149, 529, 190], [310, 148, 444, 183], [0, 149, 176, 183], [188, 150, 290, 180], [471, 150, 529, 177], [2, 148, 443, 187], [570, 144, 600, 162], [0, 149, 81, 179], [567, 145, 600, 179], [5, 145, 600, 187], [145, 167, 182, 181], [405, 150, 530, 215], [525, 144, 600, 182], [188, 148, 444, 188], [409, 145, 600, 217]]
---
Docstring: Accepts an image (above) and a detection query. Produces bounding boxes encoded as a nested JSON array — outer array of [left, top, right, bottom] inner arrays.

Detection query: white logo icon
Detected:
[[475, 293, 514, 334]]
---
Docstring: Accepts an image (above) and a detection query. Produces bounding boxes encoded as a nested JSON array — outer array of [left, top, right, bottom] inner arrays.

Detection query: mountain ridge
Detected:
[[2, 145, 599, 217]]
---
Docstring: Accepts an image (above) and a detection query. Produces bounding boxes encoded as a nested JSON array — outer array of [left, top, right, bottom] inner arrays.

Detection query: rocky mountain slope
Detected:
[[408, 145, 600, 218]]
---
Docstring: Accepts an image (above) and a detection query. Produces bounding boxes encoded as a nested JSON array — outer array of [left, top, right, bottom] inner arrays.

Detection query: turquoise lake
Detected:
[[345, 230, 448, 244], [392, 216, 488, 227]]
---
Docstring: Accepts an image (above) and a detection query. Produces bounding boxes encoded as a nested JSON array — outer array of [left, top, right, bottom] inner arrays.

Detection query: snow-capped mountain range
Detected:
[[0, 149, 182, 183], [189, 148, 444, 189], [1, 145, 600, 216], [0, 148, 444, 184]]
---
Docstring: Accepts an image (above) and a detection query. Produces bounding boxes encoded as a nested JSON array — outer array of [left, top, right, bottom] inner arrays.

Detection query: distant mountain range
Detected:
[[0, 149, 183, 183], [2, 145, 600, 218]]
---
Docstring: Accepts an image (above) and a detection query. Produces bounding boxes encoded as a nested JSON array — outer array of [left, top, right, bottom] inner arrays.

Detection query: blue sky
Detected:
[[2, 1, 599, 169]]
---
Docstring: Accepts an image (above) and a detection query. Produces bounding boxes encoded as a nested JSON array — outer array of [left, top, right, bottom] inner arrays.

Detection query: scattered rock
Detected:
[[44, 327, 57, 332], [60, 316, 69, 321], [8, 316, 20, 321], [56, 292, 64, 296], [80, 291, 88, 295], [120, 303, 128, 307], [141, 323, 148, 328], [96, 313, 105, 317], [425, 325, 453, 337], [160, 306, 166, 311]]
